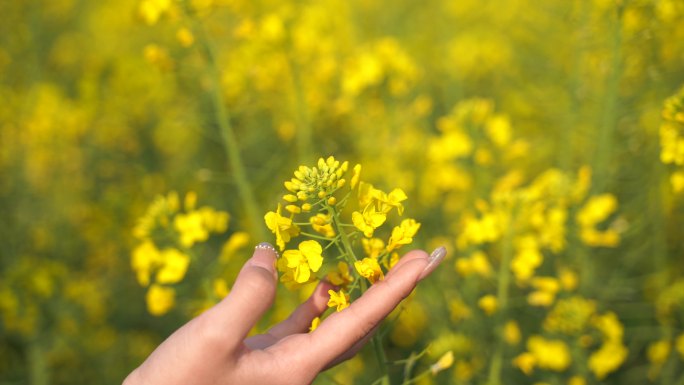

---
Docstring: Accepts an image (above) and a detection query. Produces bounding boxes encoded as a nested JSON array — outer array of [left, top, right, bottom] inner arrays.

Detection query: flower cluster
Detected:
[[660, 85, 684, 192], [512, 296, 628, 379], [131, 191, 229, 315], [265, 156, 420, 318]]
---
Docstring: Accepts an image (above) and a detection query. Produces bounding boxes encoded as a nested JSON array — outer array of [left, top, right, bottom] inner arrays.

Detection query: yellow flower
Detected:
[[676, 333, 684, 360], [430, 351, 454, 375], [328, 289, 350, 312], [543, 296, 597, 335], [354, 257, 385, 284], [277, 257, 308, 290], [146, 284, 175, 316], [199, 207, 229, 233], [568, 376, 586, 385], [351, 164, 362, 189], [575, 191, 609, 222], [138, 0, 171, 25], [458, 211, 502, 247], [588, 341, 628, 379], [326, 262, 353, 287], [285, 156, 348, 201], [309, 317, 321, 332], [485, 115, 512, 147], [310, 213, 335, 237], [592, 311, 624, 342], [377, 188, 408, 215], [264, 204, 300, 251], [283, 240, 323, 283], [449, 298, 472, 323], [357, 182, 407, 215], [352, 204, 387, 238], [357, 182, 380, 208], [131, 241, 161, 286], [176, 27, 194, 47], [478, 295, 498, 315], [386, 218, 421, 252], [576, 194, 620, 247], [362, 237, 385, 259], [156, 248, 191, 284], [504, 320, 521, 345], [511, 236, 543, 283], [174, 211, 209, 248], [513, 352, 536, 375], [219, 231, 250, 263], [470, 251, 492, 277], [528, 277, 561, 307], [559, 268, 579, 291], [213, 279, 230, 298], [671, 171, 684, 193], [527, 335, 571, 372], [647, 340, 671, 365]]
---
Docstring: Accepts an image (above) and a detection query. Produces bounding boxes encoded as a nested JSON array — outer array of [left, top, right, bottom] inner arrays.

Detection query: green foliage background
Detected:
[[1, 0, 684, 384]]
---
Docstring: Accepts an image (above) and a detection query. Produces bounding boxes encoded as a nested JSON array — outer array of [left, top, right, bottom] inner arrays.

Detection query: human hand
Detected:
[[123, 243, 446, 385]]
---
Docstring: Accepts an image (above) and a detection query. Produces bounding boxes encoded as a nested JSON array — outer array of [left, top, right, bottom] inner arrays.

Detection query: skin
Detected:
[[123, 245, 446, 385]]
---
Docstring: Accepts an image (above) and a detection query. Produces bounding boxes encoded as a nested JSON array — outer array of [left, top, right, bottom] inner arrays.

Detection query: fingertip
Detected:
[[418, 246, 447, 281], [250, 242, 279, 280], [386, 249, 429, 279]]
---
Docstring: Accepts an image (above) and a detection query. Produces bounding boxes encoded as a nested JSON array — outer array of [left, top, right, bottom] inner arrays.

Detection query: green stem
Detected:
[[559, 0, 589, 171], [28, 339, 48, 385], [188, 12, 267, 241], [486, 214, 515, 385], [330, 208, 390, 385], [299, 231, 336, 241], [286, 55, 312, 163], [592, 3, 623, 194]]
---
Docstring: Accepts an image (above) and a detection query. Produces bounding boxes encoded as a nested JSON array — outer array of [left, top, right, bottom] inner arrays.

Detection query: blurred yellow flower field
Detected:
[[1, 0, 684, 383]]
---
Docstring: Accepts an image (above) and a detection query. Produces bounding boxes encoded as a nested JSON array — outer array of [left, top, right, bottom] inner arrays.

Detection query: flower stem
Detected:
[[330, 207, 391, 385], [186, 11, 267, 241], [28, 339, 48, 385], [486, 212, 514, 385]]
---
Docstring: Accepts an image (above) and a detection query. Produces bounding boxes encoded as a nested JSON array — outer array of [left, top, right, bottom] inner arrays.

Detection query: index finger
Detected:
[[291, 247, 445, 369]]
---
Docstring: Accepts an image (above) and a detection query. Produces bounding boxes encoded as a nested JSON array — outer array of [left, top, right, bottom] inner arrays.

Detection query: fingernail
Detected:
[[419, 246, 447, 280], [253, 242, 279, 279], [255, 242, 279, 258]]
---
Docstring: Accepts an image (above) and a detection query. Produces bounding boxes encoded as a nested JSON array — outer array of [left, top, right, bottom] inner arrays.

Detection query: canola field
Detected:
[[2, 0, 684, 384]]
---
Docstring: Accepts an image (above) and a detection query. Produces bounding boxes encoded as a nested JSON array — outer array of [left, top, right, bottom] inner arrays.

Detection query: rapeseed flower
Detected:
[[543, 296, 597, 335], [589, 342, 629, 380], [352, 204, 387, 238], [309, 317, 320, 332], [155, 249, 191, 284], [525, 335, 571, 372], [430, 351, 454, 375], [504, 320, 521, 345], [354, 257, 384, 284], [386, 218, 421, 252], [282, 240, 323, 283], [362, 238, 385, 259], [174, 211, 209, 248], [146, 284, 175, 316], [328, 289, 350, 312], [265, 204, 300, 251], [131, 241, 161, 286], [326, 262, 353, 287], [676, 333, 684, 360], [478, 295, 498, 315]]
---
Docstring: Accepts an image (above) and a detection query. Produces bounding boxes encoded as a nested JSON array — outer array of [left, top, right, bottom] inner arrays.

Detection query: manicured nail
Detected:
[[253, 242, 278, 279], [419, 246, 447, 280], [255, 242, 279, 257]]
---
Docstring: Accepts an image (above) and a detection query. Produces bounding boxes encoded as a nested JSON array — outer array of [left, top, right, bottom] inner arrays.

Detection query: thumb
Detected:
[[207, 242, 279, 350]]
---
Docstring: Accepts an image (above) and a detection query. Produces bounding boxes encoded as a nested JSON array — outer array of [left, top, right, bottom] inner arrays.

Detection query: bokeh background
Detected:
[[2, 0, 684, 384]]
